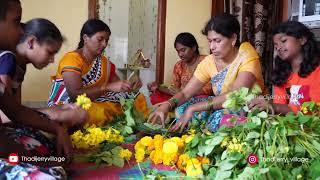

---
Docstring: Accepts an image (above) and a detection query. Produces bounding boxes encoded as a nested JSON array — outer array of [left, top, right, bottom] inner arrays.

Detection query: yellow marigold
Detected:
[[177, 154, 190, 172], [150, 150, 163, 164], [232, 137, 238, 144], [135, 141, 145, 151], [135, 148, 145, 162], [162, 153, 178, 166], [227, 142, 245, 153], [186, 158, 203, 177], [140, 136, 153, 147], [147, 141, 155, 152], [181, 135, 188, 142], [185, 135, 194, 144], [188, 129, 196, 135], [169, 137, 184, 149], [163, 141, 178, 154], [76, 93, 92, 110], [120, 148, 132, 160], [153, 135, 164, 150]]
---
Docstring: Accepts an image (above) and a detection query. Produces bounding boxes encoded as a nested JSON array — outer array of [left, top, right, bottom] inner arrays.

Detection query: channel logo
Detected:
[[247, 153, 259, 165], [8, 153, 19, 164]]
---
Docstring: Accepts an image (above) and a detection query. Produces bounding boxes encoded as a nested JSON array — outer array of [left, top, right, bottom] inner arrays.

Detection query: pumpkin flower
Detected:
[[76, 93, 92, 110]]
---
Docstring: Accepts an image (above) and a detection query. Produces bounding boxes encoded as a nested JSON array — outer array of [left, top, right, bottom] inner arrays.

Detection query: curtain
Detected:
[[227, 0, 281, 93]]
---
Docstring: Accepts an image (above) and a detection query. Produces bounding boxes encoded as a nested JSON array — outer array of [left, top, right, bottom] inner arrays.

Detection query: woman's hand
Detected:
[[105, 80, 132, 92], [55, 124, 73, 163], [47, 104, 87, 127], [131, 78, 142, 91], [148, 102, 171, 127], [170, 107, 193, 133], [248, 97, 274, 113]]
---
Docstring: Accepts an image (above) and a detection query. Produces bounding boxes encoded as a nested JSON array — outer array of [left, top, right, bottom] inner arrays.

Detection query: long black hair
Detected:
[[272, 21, 319, 86], [19, 18, 63, 45], [202, 14, 240, 47], [77, 19, 111, 49], [174, 32, 199, 55]]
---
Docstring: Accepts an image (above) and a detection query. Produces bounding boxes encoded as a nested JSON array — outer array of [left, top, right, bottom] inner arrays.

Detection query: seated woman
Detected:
[[249, 21, 320, 114], [48, 19, 149, 126], [148, 32, 212, 105], [149, 14, 265, 132]]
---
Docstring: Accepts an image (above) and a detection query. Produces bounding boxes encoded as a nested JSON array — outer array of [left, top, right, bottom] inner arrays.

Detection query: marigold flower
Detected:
[[140, 136, 153, 147], [120, 148, 132, 160], [163, 141, 178, 154], [76, 93, 92, 110], [150, 150, 163, 164], [135, 148, 145, 162]]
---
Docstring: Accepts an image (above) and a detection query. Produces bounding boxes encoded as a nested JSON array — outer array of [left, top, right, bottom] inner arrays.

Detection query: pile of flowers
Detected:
[[71, 125, 124, 149], [134, 132, 210, 176]]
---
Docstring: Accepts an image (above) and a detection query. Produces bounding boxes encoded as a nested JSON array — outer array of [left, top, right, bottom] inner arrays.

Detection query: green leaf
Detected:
[[215, 170, 232, 180], [251, 116, 261, 126], [221, 150, 228, 160], [219, 160, 238, 171], [207, 167, 217, 177], [311, 140, 320, 152], [268, 167, 283, 180], [236, 167, 256, 179], [204, 146, 215, 156], [197, 145, 206, 156], [257, 111, 268, 118], [191, 135, 200, 148], [206, 135, 225, 146], [124, 126, 133, 134], [245, 132, 260, 141], [101, 156, 113, 164], [309, 159, 320, 179], [297, 115, 311, 124], [259, 168, 269, 174], [112, 157, 124, 167]]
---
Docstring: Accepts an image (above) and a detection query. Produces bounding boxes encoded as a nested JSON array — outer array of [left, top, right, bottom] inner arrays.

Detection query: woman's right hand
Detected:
[[105, 80, 132, 92], [148, 102, 171, 127]]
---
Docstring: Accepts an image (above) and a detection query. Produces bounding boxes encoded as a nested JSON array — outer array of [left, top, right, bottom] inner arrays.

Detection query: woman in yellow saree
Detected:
[[149, 14, 265, 132], [48, 19, 149, 126]]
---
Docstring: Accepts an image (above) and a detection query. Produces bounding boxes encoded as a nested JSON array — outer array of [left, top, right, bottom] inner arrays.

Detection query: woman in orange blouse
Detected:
[[148, 32, 212, 104], [250, 21, 320, 114]]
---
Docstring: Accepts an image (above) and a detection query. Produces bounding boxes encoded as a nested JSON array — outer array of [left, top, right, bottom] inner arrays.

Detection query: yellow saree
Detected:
[[48, 52, 149, 126]]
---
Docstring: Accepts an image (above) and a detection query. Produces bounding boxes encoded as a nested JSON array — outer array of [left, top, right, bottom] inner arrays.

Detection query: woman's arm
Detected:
[[170, 72, 256, 131], [149, 76, 206, 126]]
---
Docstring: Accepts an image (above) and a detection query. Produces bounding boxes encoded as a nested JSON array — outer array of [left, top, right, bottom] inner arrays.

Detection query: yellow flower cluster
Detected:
[[76, 93, 92, 110], [119, 148, 132, 161], [134, 133, 209, 177], [225, 137, 245, 153], [71, 126, 124, 149]]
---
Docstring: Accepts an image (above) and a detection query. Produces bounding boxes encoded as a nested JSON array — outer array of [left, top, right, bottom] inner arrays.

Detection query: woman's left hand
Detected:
[[131, 78, 142, 91], [170, 108, 193, 133]]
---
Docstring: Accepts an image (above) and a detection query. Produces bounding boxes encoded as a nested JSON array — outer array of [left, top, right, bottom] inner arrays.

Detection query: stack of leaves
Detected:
[[181, 85, 320, 179]]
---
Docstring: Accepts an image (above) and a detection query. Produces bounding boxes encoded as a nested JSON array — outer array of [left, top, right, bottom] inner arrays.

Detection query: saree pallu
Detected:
[[48, 53, 149, 126]]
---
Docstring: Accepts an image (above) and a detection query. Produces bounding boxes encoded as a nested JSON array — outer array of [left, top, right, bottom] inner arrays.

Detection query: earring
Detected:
[[28, 43, 32, 49]]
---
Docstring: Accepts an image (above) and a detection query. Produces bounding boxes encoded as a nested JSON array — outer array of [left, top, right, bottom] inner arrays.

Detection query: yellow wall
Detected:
[[21, 0, 88, 102], [164, 0, 212, 84]]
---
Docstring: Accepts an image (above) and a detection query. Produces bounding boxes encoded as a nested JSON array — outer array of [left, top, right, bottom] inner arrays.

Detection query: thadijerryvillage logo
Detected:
[[8, 153, 19, 164]]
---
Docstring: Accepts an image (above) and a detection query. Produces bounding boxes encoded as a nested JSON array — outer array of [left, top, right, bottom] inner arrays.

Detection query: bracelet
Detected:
[[205, 100, 213, 110], [168, 98, 179, 110]]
